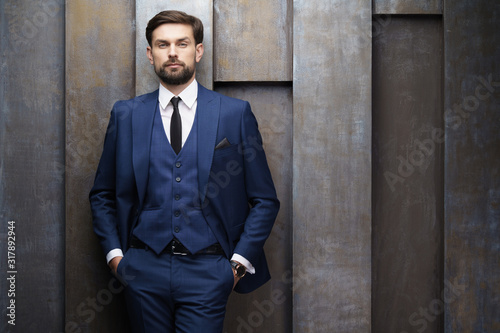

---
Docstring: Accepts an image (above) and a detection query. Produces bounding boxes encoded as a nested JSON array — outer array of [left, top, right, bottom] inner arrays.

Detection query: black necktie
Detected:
[[170, 97, 182, 154]]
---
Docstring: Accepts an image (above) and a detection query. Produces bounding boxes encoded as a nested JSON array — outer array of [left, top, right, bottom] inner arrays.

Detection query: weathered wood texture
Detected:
[[215, 84, 293, 333], [2, 0, 498, 332], [373, 0, 443, 14], [372, 16, 444, 333], [65, 1, 135, 332], [444, 0, 500, 331], [135, 0, 213, 95], [293, 1, 372, 331], [214, 0, 292, 82], [0, 0, 65, 332]]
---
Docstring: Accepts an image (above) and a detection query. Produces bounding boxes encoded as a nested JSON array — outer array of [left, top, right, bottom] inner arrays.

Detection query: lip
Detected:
[[166, 63, 183, 68]]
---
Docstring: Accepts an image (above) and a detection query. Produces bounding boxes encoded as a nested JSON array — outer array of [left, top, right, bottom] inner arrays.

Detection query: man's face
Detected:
[[147, 23, 203, 87]]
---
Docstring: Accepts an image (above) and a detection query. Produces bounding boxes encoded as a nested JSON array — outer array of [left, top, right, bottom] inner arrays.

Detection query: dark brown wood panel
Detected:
[[444, 0, 500, 331], [0, 1, 65, 332], [372, 15, 444, 333]]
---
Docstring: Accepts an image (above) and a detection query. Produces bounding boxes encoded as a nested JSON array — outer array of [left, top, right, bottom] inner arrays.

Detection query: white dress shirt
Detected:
[[106, 80, 254, 274], [158, 78, 198, 146]]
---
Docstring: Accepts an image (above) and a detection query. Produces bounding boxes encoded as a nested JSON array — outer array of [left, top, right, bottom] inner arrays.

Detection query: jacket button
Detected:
[[175, 195, 180, 201], [174, 227, 180, 233], [176, 177, 181, 182], [174, 211, 180, 217], [176, 162, 181, 168]]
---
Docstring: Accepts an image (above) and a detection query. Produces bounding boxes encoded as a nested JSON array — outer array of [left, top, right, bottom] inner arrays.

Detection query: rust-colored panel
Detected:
[[1, 0, 65, 332], [65, 1, 135, 332], [215, 84, 293, 333], [444, 0, 500, 331], [372, 16, 444, 333], [374, 0, 443, 14], [214, 0, 292, 82], [135, 0, 214, 95], [293, 1, 372, 331]]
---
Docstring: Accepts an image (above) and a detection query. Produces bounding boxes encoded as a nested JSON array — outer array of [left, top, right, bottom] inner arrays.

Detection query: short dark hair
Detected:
[[146, 10, 204, 47]]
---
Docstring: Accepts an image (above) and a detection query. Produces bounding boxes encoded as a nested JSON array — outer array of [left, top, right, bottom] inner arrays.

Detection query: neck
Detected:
[[161, 76, 196, 96]]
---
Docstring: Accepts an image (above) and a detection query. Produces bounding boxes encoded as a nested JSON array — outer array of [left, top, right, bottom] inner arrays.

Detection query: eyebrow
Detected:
[[155, 37, 191, 44]]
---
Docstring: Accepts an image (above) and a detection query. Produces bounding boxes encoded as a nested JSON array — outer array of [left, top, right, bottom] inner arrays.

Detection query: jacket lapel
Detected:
[[196, 83, 220, 203], [132, 90, 158, 208]]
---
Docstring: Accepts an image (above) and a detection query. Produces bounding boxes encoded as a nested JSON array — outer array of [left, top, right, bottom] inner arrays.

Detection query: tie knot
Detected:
[[171, 96, 181, 108]]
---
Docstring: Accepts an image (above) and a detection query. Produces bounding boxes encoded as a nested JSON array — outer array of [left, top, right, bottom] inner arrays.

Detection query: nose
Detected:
[[168, 45, 178, 58]]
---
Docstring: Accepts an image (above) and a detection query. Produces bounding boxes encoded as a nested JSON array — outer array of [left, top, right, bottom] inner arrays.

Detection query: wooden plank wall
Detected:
[[293, 1, 373, 331], [1, 0, 499, 332], [65, 1, 136, 332], [372, 15, 444, 333], [444, 0, 500, 331], [0, 0, 65, 332]]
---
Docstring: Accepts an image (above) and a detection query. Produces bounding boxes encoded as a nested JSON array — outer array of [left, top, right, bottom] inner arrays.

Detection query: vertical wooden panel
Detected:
[[65, 1, 135, 332], [372, 16, 444, 333], [135, 0, 213, 95], [373, 0, 443, 14], [0, 0, 65, 332], [293, 1, 372, 331], [214, 0, 292, 82], [444, 0, 500, 331], [215, 84, 293, 333]]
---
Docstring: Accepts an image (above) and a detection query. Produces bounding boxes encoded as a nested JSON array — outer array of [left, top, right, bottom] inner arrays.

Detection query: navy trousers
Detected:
[[116, 247, 235, 333]]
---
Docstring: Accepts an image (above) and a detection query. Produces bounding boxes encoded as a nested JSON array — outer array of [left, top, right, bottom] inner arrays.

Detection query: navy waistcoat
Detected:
[[132, 102, 217, 254]]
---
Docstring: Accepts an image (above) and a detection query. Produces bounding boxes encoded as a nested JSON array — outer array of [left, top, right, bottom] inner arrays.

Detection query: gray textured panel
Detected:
[[293, 1, 372, 331], [214, 0, 292, 82], [372, 16, 444, 333], [0, 0, 65, 332], [444, 0, 500, 331], [374, 0, 443, 14], [215, 84, 293, 333], [136, 0, 213, 95], [65, 1, 135, 332]]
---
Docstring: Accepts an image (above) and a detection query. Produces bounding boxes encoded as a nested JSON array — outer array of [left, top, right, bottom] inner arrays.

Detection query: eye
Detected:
[[158, 43, 167, 48], [179, 42, 188, 47]]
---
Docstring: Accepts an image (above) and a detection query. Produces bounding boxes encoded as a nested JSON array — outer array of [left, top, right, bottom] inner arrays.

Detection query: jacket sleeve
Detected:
[[233, 101, 280, 265], [89, 105, 122, 255]]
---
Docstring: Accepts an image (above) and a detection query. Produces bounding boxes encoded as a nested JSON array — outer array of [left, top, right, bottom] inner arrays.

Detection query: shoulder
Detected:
[[111, 90, 158, 114], [198, 84, 249, 109], [113, 90, 158, 108]]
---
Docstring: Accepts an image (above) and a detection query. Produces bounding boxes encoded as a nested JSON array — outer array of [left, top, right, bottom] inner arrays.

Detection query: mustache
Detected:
[[162, 60, 185, 67]]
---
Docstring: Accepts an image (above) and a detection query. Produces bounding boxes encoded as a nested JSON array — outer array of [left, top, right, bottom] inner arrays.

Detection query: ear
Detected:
[[146, 46, 154, 65], [195, 43, 204, 63]]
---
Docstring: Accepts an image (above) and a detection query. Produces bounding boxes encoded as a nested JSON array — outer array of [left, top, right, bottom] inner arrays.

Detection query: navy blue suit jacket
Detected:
[[89, 83, 280, 293]]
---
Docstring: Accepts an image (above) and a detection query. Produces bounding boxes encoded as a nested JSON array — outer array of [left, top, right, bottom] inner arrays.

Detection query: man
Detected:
[[89, 10, 279, 333]]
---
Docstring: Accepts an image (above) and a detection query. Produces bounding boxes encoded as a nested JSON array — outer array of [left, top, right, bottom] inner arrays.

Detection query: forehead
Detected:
[[151, 23, 195, 42]]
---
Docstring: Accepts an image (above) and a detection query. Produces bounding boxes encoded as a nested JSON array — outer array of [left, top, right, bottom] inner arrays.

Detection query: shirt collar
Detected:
[[158, 79, 198, 110]]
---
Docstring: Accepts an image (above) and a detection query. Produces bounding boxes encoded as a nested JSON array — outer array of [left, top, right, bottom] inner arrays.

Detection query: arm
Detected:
[[233, 102, 280, 265], [89, 106, 122, 259]]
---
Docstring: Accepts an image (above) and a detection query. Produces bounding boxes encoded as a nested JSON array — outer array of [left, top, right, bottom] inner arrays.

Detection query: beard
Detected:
[[154, 60, 195, 86]]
